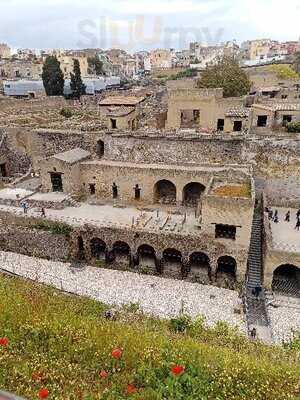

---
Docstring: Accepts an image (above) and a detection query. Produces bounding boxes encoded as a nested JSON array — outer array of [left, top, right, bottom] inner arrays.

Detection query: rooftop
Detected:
[[105, 106, 135, 117], [53, 148, 91, 164], [98, 96, 146, 106], [225, 107, 250, 118]]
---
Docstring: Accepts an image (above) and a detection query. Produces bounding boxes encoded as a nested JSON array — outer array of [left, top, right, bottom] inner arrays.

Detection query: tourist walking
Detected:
[[295, 218, 300, 231], [20, 200, 28, 214], [273, 210, 278, 221], [285, 211, 290, 222], [41, 207, 46, 218], [268, 209, 273, 220], [250, 327, 257, 339]]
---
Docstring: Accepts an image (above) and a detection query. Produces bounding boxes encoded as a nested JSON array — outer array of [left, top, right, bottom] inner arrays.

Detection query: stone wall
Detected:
[[0, 212, 70, 261], [0, 130, 31, 177]]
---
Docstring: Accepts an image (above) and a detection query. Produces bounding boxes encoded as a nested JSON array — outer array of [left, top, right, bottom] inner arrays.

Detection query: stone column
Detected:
[[181, 253, 190, 279], [156, 251, 163, 275]]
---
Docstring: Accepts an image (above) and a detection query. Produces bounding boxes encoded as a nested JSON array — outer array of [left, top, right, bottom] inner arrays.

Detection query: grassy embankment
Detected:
[[0, 274, 299, 400]]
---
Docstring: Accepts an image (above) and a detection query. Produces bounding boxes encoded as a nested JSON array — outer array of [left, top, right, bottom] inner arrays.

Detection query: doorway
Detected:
[[50, 172, 63, 192]]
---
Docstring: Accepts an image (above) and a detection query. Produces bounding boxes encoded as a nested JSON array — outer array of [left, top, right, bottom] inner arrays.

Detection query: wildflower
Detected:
[[111, 348, 122, 359], [32, 371, 44, 382], [171, 364, 185, 376], [99, 370, 109, 378], [0, 337, 9, 346], [126, 384, 137, 394], [38, 388, 49, 399]]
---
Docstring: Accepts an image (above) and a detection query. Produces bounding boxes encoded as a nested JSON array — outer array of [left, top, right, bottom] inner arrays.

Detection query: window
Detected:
[[89, 183, 96, 195], [110, 118, 117, 129], [215, 224, 237, 240], [112, 182, 118, 198], [257, 115, 268, 127], [282, 115, 292, 126], [281, 94, 288, 99], [217, 118, 224, 131], [233, 120, 242, 131], [134, 184, 141, 200]]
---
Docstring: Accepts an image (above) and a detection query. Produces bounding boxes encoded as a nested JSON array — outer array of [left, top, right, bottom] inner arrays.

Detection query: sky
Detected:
[[0, 0, 299, 52]]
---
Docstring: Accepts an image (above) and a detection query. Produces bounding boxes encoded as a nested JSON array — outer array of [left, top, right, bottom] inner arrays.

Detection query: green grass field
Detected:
[[0, 273, 299, 399]]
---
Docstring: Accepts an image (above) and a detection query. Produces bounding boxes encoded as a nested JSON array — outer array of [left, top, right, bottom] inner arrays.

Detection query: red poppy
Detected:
[[171, 365, 185, 376], [111, 348, 122, 359], [99, 370, 109, 378], [126, 384, 137, 394], [0, 337, 9, 346], [38, 388, 49, 399]]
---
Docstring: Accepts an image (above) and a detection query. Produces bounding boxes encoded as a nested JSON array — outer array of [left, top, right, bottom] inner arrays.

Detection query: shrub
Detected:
[[34, 221, 73, 236], [59, 107, 73, 118], [287, 121, 300, 133], [169, 315, 192, 333]]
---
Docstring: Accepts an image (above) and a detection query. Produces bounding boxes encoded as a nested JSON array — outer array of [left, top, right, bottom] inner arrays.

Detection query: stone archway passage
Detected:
[[113, 241, 131, 263], [183, 182, 205, 206], [154, 180, 176, 205], [272, 264, 300, 297], [90, 238, 106, 260], [216, 256, 237, 280], [189, 252, 211, 281], [163, 248, 182, 277], [137, 244, 156, 272]]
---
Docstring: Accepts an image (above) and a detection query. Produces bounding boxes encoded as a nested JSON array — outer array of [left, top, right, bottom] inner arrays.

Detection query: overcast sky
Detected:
[[1, 0, 299, 51]]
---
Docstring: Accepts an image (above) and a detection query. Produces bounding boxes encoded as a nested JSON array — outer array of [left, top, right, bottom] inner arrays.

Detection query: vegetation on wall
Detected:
[[33, 221, 73, 236], [197, 56, 251, 97], [42, 56, 65, 96], [0, 274, 299, 400], [287, 121, 300, 133]]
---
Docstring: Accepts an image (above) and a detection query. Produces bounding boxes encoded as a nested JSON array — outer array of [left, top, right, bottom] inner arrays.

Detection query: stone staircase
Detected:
[[245, 201, 273, 343]]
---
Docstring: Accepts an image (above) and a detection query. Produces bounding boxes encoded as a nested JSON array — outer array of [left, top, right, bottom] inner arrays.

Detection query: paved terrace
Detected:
[[269, 208, 300, 253], [0, 251, 246, 331]]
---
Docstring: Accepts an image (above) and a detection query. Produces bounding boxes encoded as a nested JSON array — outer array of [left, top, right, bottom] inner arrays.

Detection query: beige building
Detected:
[[145, 49, 174, 71], [56, 55, 89, 78], [0, 43, 11, 59], [0, 59, 43, 79], [166, 87, 249, 133], [98, 95, 145, 130]]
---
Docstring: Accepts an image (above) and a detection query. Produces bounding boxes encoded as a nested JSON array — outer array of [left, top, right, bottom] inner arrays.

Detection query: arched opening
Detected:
[[90, 238, 106, 260], [216, 256, 237, 281], [163, 248, 182, 276], [189, 252, 211, 280], [96, 140, 104, 159], [113, 241, 131, 262], [137, 244, 156, 270], [154, 180, 176, 205], [272, 264, 300, 296], [183, 182, 205, 206]]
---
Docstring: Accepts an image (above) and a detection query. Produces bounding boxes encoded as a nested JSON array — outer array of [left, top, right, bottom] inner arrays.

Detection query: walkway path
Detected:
[[0, 251, 246, 332]]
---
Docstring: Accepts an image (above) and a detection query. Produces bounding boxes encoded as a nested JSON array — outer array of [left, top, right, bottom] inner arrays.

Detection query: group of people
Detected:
[[20, 200, 46, 218], [265, 207, 300, 230]]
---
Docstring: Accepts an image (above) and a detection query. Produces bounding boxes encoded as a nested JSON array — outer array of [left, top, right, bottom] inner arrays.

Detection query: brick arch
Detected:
[[154, 179, 176, 204]]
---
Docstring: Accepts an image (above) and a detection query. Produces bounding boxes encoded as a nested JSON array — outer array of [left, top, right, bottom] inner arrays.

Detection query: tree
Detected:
[[70, 59, 86, 99], [293, 52, 300, 74], [197, 56, 251, 97], [269, 64, 299, 80], [87, 56, 104, 75], [42, 56, 64, 96]]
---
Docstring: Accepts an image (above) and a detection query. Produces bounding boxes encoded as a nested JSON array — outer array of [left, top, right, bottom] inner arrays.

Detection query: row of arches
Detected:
[[84, 237, 237, 281], [154, 180, 206, 206]]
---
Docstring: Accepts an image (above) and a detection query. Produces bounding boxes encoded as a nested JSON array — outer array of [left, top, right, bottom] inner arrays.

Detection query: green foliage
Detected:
[[59, 107, 73, 118], [269, 64, 299, 80], [169, 315, 192, 333], [70, 59, 86, 99], [42, 56, 65, 96], [287, 121, 300, 133], [88, 55, 104, 75], [0, 275, 299, 400], [33, 221, 73, 236], [197, 56, 251, 97]]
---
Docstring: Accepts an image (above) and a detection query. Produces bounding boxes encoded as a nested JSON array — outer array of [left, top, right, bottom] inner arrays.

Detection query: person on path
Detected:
[[295, 218, 300, 231], [41, 207, 46, 218], [285, 211, 290, 222]]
